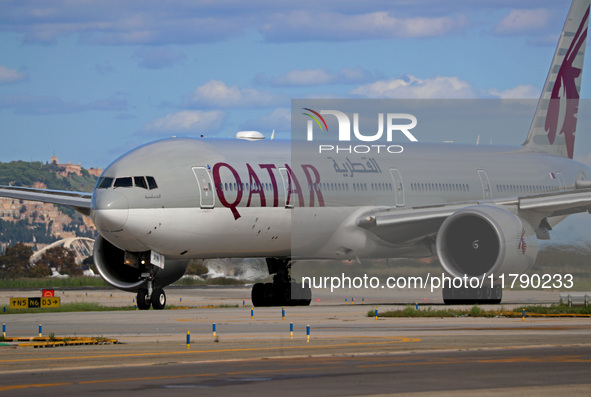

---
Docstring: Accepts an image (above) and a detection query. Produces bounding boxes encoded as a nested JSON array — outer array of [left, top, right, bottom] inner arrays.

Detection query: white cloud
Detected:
[[261, 11, 468, 42], [5, 3, 248, 45], [1, 1, 471, 45], [187, 80, 285, 108], [0, 66, 27, 84], [489, 85, 540, 99], [494, 9, 550, 35], [139, 110, 224, 135], [351, 75, 476, 99]]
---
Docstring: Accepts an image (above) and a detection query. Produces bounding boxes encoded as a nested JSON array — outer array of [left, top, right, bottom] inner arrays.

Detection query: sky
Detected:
[[1, 0, 591, 169]]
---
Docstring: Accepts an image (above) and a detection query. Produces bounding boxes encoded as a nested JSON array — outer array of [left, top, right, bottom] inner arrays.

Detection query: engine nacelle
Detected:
[[436, 205, 538, 279], [93, 235, 189, 292]]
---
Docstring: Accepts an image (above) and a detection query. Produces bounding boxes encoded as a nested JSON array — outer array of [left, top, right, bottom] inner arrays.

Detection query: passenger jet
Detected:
[[2, 0, 591, 309]]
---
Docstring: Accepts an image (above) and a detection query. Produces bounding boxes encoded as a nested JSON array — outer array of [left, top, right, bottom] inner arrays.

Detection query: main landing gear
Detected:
[[251, 258, 312, 307], [136, 278, 167, 310], [442, 284, 502, 305]]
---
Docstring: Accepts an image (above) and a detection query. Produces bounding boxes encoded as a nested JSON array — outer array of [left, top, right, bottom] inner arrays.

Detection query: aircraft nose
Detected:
[[91, 190, 129, 232]]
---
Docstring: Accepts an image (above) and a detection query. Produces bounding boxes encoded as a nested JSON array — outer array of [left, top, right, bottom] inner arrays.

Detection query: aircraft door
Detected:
[[389, 169, 405, 207], [477, 170, 492, 200], [192, 167, 215, 208]]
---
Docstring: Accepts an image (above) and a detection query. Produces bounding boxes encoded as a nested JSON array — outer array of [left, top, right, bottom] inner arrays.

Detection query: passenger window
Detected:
[[134, 176, 148, 189], [146, 176, 158, 190], [114, 177, 133, 188], [98, 177, 114, 189]]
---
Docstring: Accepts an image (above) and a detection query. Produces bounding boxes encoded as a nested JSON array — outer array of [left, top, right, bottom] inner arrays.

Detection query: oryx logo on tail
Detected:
[[546, 6, 589, 159]]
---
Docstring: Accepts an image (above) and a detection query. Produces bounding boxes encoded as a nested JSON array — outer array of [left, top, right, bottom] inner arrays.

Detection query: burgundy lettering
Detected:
[[212, 162, 243, 220], [301, 164, 324, 207], [259, 164, 279, 207], [246, 164, 266, 207], [284, 164, 305, 207]]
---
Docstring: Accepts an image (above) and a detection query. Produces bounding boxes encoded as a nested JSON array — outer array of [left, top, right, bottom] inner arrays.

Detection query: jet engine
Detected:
[[436, 205, 538, 279], [93, 235, 188, 292]]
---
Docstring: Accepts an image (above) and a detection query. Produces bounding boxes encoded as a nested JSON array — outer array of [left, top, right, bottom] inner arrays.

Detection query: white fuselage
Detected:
[[90, 138, 591, 261]]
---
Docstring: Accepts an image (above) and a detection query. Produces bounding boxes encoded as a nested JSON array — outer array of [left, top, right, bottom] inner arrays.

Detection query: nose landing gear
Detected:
[[136, 273, 167, 310]]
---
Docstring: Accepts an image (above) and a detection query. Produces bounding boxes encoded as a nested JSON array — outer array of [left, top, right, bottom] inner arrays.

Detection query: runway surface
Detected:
[[1, 287, 590, 395]]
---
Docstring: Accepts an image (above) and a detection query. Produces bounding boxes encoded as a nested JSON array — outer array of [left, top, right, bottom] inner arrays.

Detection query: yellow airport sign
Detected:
[[10, 297, 61, 309]]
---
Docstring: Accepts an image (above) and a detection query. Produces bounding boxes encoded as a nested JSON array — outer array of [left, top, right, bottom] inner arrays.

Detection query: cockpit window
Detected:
[[134, 176, 148, 189], [97, 177, 114, 189], [114, 177, 133, 188], [146, 176, 158, 190], [98, 176, 157, 190]]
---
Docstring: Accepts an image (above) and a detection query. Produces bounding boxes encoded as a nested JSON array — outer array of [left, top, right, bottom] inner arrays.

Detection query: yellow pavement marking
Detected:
[[0, 336, 420, 364], [0, 365, 342, 392], [357, 354, 591, 368], [2, 347, 590, 392], [0, 382, 71, 392]]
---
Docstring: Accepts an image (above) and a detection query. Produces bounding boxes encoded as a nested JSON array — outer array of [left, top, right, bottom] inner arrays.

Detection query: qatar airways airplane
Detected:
[[2, 0, 591, 309]]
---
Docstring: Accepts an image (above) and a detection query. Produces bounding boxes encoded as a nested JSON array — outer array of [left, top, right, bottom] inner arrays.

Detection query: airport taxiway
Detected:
[[0, 287, 590, 395]]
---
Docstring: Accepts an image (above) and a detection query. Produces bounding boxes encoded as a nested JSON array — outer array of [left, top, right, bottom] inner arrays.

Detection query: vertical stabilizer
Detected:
[[523, 0, 590, 158]]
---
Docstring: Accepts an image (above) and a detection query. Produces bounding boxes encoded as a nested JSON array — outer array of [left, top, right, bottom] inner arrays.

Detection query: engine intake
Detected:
[[93, 235, 188, 292], [436, 206, 537, 279]]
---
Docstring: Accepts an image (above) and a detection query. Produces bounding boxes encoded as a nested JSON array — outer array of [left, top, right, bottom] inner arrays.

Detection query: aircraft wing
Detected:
[[357, 189, 591, 245], [518, 189, 591, 217], [0, 185, 92, 216]]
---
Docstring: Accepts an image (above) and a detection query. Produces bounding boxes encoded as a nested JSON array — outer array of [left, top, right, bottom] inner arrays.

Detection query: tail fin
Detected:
[[523, 0, 590, 158]]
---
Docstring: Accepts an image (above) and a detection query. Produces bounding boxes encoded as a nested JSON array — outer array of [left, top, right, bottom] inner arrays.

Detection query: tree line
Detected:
[[0, 243, 82, 278]]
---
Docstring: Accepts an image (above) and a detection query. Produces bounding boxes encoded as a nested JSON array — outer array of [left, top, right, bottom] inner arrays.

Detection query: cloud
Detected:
[[2, 2, 248, 45], [260, 11, 468, 42], [0, 66, 28, 84], [259, 67, 376, 87], [494, 9, 550, 35], [0, 94, 128, 114], [240, 108, 291, 134], [186, 80, 285, 108], [489, 85, 540, 99], [0, 1, 472, 45], [133, 47, 186, 69], [139, 110, 224, 135], [351, 75, 477, 99]]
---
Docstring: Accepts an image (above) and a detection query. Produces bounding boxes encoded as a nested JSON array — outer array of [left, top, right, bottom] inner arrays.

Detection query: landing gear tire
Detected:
[[251, 258, 312, 307], [251, 283, 266, 307], [137, 288, 151, 310], [442, 284, 502, 305], [151, 288, 166, 310], [489, 284, 502, 304], [251, 282, 312, 307]]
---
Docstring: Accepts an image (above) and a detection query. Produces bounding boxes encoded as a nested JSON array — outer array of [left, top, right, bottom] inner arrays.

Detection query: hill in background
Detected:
[[0, 158, 101, 253]]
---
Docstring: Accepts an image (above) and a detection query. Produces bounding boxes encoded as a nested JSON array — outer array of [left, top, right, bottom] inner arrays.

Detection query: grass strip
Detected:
[[0, 302, 239, 314], [0, 276, 248, 289], [0, 277, 108, 289], [368, 304, 591, 318]]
